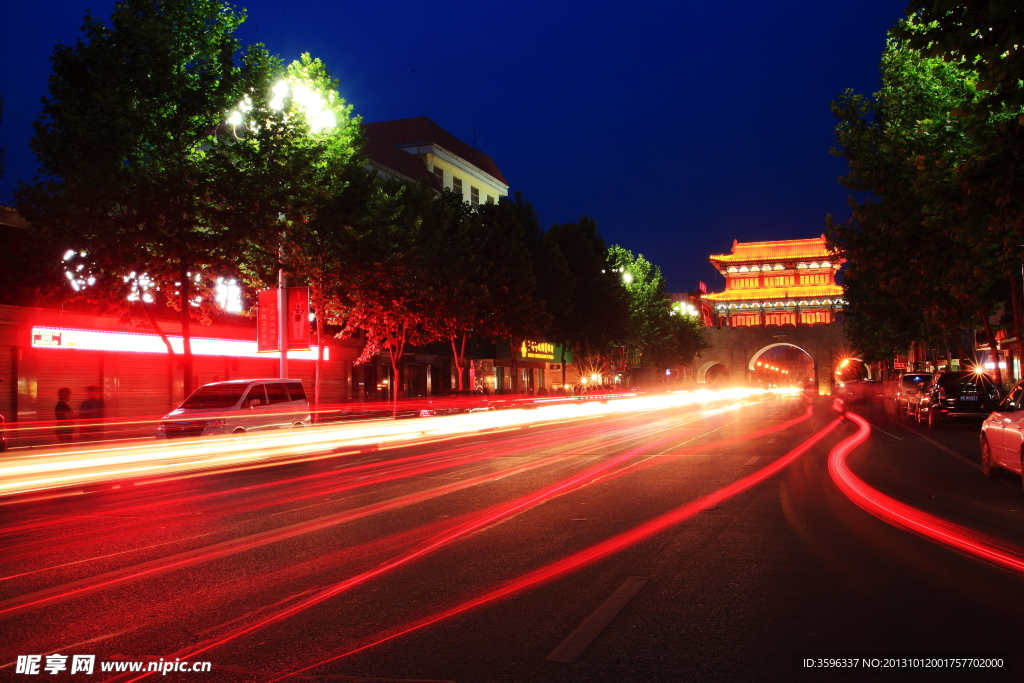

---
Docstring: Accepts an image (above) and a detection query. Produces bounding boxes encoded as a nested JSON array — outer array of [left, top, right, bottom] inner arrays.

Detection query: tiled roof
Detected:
[[0, 205, 29, 230], [362, 117, 508, 186], [710, 236, 837, 265], [703, 284, 844, 302], [362, 132, 441, 190]]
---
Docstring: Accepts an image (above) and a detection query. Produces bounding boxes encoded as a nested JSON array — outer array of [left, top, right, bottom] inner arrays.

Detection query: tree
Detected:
[[16, 0, 268, 395], [826, 25, 1001, 371], [227, 53, 363, 413], [417, 190, 486, 392], [322, 175, 452, 404], [896, 1, 1024, 117], [546, 217, 628, 379], [474, 194, 552, 391], [608, 245, 709, 377]]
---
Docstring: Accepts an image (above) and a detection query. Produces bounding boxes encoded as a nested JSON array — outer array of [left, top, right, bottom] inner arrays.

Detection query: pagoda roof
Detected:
[[703, 283, 844, 303], [710, 235, 838, 266]]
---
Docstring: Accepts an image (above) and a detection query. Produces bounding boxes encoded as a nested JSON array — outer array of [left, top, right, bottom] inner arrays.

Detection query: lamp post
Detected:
[[227, 74, 337, 380]]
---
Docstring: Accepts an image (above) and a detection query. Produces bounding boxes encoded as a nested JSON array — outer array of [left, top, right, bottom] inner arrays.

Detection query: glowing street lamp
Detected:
[[226, 73, 337, 380]]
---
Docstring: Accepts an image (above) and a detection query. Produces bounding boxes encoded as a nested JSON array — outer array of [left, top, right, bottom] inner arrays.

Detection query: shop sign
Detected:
[[519, 341, 555, 360], [30, 326, 326, 360], [32, 330, 63, 347]]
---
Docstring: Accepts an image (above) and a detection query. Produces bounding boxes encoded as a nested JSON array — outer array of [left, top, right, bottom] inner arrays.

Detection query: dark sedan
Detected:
[[910, 370, 1000, 429]]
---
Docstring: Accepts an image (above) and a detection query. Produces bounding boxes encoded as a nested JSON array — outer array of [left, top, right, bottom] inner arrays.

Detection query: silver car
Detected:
[[158, 379, 311, 438], [980, 379, 1024, 490]]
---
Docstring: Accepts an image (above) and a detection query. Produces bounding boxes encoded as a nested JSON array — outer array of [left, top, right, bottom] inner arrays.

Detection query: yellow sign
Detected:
[[520, 341, 555, 360]]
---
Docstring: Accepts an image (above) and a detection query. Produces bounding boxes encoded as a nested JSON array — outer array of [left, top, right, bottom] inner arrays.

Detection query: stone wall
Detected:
[[696, 322, 848, 395]]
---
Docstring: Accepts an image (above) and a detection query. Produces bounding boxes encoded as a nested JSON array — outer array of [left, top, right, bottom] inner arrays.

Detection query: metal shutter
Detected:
[[117, 352, 174, 419], [0, 347, 14, 422], [36, 350, 103, 422]]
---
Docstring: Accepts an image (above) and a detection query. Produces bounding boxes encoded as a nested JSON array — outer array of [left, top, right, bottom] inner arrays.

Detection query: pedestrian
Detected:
[[79, 385, 106, 440], [55, 388, 75, 444]]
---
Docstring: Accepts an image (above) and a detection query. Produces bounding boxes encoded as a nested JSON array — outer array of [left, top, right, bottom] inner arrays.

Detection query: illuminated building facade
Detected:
[[362, 117, 509, 205], [703, 236, 845, 327]]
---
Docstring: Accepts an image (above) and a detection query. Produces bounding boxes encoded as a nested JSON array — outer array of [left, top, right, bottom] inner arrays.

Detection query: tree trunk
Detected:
[[1012, 274, 1024, 383], [390, 325, 407, 417], [315, 314, 324, 424], [953, 332, 974, 369], [980, 311, 1003, 388], [450, 334, 467, 392], [180, 262, 194, 397], [509, 337, 519, 392], [142, 300, 175, 356]]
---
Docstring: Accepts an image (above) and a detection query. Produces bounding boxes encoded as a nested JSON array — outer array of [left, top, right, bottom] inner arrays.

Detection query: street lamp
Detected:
[[226, 75, 336, 380]]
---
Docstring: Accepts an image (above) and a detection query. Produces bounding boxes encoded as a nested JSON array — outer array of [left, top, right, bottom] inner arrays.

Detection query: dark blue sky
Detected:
[[0, 1, 906, 292]]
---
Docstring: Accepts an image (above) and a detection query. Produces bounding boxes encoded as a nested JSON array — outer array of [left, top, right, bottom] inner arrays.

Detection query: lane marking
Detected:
[[744, 456, 761, 466], [546, 576, 650, 663]]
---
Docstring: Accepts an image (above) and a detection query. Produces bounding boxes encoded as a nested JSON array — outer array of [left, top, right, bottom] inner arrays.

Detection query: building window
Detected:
[[730, 314, 760, 327], [471, 186, 480, 206], [800, 310, 831, 324], [432, 166, 444, 187], [487, 195, 495, 204], [800, 273, 829, 285], [765, 312, 796, 326], [452, 177, 463, 198], [765, 275, 794, 287], [729, 277, 759, 289]]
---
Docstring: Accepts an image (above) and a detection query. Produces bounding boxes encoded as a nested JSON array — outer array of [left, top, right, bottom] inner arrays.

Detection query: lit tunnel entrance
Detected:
[[749, 343, 814, 389]]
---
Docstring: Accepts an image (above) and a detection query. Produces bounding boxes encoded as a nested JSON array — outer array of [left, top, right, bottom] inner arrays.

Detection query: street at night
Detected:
[[3, 394, 1022, 682]]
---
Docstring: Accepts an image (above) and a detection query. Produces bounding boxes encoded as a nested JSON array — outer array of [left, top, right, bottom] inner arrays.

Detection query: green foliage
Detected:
[[827, 23, 1007, 362], [896, 1, 1024, 118], [546, 217, 628, 370], [15, 0, 264, 393], [609, 245, 709, 369]]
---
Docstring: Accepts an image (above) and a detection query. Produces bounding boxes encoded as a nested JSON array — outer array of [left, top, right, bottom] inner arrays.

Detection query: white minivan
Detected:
[[158, 379, 311, 438]]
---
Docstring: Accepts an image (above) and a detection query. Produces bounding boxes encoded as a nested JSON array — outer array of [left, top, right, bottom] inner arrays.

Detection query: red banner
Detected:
[[257, 289, 278, 353], [257, 287, 310, 352], [287, 287, 310, 350]]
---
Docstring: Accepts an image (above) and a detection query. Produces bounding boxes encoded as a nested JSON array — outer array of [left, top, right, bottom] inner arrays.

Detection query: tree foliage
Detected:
[[609, 245, 709, 371], [546, 217, 629, 372], [16, 0, 268, 394], [827, 23, 1001, 366]]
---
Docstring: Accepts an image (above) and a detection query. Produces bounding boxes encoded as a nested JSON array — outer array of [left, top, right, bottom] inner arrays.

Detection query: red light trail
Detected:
[[102, 404, 827, 682], [4, 392, 803, 682], [828, 411, 1024, 574], [257, 406, 839, 681]]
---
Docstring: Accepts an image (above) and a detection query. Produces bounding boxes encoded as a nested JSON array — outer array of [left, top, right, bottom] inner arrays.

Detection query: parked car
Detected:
[[895, 372, 933, 415], [908, 370, 999, 429], [980, 380, 1024, 487], [158, 379, 311, 438], [417, 390, 493, 417]]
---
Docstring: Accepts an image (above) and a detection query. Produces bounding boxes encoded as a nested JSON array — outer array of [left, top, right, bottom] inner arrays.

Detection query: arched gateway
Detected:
[[695, 236, 848, 395]]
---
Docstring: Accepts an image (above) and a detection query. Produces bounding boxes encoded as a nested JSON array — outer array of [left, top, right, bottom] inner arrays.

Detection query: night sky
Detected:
[[0, 1, 907, 293]]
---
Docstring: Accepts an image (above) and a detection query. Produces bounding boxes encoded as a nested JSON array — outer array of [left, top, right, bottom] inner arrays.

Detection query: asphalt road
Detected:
[[2, 394, 1023, 682]]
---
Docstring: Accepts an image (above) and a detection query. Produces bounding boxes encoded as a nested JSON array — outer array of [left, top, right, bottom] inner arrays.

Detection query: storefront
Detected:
[[0, 305, 362, 434]]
